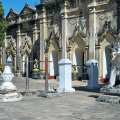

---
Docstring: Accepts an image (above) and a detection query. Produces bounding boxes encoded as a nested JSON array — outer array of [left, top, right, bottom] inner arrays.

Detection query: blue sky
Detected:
[[2, 0, 40, 16]]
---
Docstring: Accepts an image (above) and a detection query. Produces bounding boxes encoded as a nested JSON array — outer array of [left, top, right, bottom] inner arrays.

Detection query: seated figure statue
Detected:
[[33, 59, 39, 71], [33, 59, 39, 70], [32, 59, 40, 79]]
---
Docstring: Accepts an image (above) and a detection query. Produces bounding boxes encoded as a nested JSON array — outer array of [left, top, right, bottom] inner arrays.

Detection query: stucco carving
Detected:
[[6, 36, 16, 57], [20, 35, 32, 55]]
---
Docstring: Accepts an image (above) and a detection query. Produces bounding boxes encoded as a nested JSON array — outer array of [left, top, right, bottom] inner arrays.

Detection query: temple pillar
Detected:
[[88, 0, 97, 59], [68, 47, 72, 61], [58, 0, 75, 92], [99, 46, 103, 79], [16, 23, 21, 76], [33, 24, 38, 44], [86, 59, 99, 89], [39, 4, 48, 71], [33, 14, 38, 44], [61, 1, 68, 59], [84, 47, 88, 64], [87, 0, 99, 89], [58, 49, 62, 61], [32, 20, 38, 72]]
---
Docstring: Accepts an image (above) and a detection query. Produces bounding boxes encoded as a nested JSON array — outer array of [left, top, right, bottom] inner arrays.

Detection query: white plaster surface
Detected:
[[58, 59, 75, 92]]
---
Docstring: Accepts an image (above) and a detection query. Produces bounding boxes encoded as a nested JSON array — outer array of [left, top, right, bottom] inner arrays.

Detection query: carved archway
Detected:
[[6, 36, 16, 57], [69, 26, 87, 80], [20, 35, 32, 56], [98, 21, 116, 81], [20, 35, 32, 76], [6, 36, 16, 71], [46, 31, 59, 78], [69, 25, 86, 52], [100, 38, 111, 80]]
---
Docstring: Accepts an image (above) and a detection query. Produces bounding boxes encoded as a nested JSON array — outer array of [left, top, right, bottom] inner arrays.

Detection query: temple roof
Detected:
[[20, 4, 36, 15], [44, 0, 64, 5], [6, 9, 19, 18]]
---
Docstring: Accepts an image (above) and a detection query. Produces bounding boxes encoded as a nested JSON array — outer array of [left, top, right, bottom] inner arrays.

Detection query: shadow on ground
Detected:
[[73, 85, 102, 93]]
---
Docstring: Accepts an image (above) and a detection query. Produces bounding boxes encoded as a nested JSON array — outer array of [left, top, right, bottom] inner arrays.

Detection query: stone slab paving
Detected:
[[0, 77, 120, 120], [0, 91, 120, 120], [12, 77, 87, 92], [12, 77, 58, 92]]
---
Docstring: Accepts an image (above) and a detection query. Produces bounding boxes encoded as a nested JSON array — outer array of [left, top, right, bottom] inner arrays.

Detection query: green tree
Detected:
[[0, 1, 7, 65], [0, 1, 7, 47]]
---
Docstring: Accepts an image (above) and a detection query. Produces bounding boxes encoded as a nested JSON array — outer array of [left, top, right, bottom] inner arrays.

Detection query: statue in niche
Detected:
[[32, 59, 40, 79], [33, 59, 39, 70], [79, 16, 86, 34], [103, 20, 112, 32]]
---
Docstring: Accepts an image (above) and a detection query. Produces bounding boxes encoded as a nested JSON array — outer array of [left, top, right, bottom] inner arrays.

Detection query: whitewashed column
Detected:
[[39, 4, 48, 70], [16, 23, 21, 76], [58, 0, 75, 92], [88, 0, 97, 59], [32, 18, 38, 71], [33, 12, 38, 44], [33, 22, 38, 44], [61, 0, 68, 59], [86, 0, 99, 89], [98, 46, 102, 79]]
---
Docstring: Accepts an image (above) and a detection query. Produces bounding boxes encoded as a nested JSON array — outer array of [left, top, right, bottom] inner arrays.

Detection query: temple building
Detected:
[[2, 0, 120, 80]]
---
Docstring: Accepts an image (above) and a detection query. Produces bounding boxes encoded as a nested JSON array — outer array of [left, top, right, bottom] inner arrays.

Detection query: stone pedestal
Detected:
[[32, 71, 40, 79], [86, 59, 99, 90], [0, 66, 22, 102], [58, 59, 75, 92]]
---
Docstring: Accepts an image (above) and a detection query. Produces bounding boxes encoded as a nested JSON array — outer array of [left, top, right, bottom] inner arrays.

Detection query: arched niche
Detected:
[[48, 41, 59, 78], [98, 30, 115, 81], [6, 36, 16, 72], [69, 29, 86, 80], [20, 35, 32, 76], [21, 53, 29, 76], [71, 42, 85, 80], [100, 38, 112, 81]]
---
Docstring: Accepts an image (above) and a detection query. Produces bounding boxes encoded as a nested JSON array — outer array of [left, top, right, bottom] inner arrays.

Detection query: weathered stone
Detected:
[[96, 95, 120, 104]]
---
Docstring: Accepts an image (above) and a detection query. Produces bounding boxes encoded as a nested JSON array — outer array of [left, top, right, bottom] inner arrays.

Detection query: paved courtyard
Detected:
[[0, 77, 120, 120]]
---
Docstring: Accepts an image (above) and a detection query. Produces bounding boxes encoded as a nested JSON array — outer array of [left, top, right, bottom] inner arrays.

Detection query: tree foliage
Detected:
[[0, 1, 7, 47]]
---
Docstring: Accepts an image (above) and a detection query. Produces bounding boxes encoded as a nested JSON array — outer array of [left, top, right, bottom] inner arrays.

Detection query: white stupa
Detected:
[[0, 66, 16, 91], [0, 66, 22, 102]]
